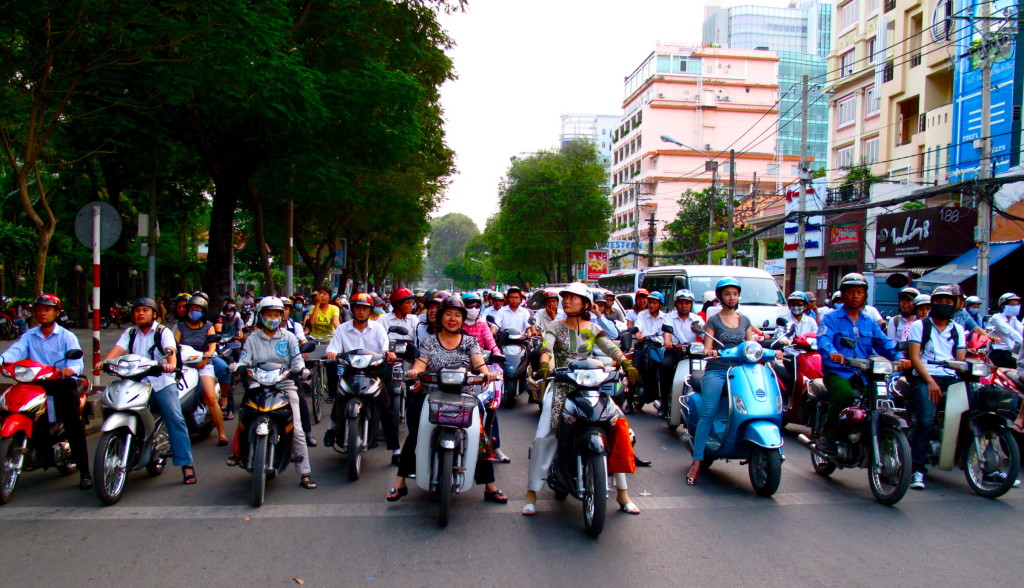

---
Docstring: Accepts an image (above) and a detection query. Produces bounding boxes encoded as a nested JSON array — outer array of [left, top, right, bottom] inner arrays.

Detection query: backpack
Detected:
[[127, 324, 177, 361], [919, 319, 963, 356]]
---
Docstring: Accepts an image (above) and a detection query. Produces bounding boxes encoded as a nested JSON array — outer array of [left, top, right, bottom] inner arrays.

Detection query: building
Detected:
[[560, 114, 619, 166], [703, 0, 833, 168], [608, 44, 802, 268]]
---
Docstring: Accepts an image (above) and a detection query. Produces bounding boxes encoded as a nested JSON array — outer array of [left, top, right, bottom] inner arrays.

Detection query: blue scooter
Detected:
[[676, 320, 785, 497]]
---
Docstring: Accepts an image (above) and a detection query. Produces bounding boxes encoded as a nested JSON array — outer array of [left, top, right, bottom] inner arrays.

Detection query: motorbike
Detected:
[[474, 352, 506, 458], [331, 349, 386, 481], [239, 303, 256, 331], [768, 323, 822, 428], [175, 346, 214, 440], [234, 341, 316, 506], [678, 321, 785, 497], [387, 326, 417, 424], [661, 326, 706, 431], [491, 316, 534, 409], [101, 303, 130, 330], [94, 353, 173, 505], [893, 358, 1019, 498], [798, 336, 913, 505], [0, 350, 87, 504], [415, 368, 487, 528], [545, 358, 621, 537]]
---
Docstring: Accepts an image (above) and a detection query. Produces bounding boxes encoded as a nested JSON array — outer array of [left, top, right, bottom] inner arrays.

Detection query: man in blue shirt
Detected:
[[0, 294, 91, 489], [817, 274, 907, 451]]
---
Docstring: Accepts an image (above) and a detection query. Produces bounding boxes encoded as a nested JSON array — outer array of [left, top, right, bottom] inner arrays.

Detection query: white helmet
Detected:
[[257, 296, 285, 313], [559, 282, 593, 304], [702, 290, 717, 304], [998, 292, 1021, 308]]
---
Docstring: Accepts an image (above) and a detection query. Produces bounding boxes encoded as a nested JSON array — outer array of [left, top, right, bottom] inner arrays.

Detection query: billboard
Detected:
[[585, 249, 609, 281], [875, 207, 977, 257], [783, 180, 824, 259], [949, 0, 1021, 180]]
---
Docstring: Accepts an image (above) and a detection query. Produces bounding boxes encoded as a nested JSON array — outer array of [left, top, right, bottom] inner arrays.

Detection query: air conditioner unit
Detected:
[[658, 92, 665, 98]]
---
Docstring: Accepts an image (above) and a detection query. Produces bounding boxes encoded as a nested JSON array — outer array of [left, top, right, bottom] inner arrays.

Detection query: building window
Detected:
[[767, 163, 780, 175], [867, 37, 877, 64], [835, 145, 854, 170], [840, 50, 856, 77], [864, 85, 880, 116], [866, 0, 878, 12], [839, 0, 859, 30], [863, 137, 879, 164], [837, 95, 857, 128]]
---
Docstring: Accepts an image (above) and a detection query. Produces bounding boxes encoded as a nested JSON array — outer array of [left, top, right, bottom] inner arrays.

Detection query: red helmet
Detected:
[[635, 289, 650, 298], [350, 292, 374, 308], [34, 293, 63, 311], [390, 288, 414, 305], [543, 289, 559, 300], [838, 406, 867, 428]]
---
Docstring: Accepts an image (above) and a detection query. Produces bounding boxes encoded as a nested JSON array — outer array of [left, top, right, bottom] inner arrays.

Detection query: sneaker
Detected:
[[323, 429, 336, 447], [910, 471, 926, 490]]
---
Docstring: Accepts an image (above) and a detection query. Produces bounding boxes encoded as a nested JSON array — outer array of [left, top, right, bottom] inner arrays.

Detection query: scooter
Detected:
[[546, 358, 621, 537], [175, 346, 213, 440], [474, 352, 506, 459], [94, 353, 173, 505], [491, 316, 533, 409], [0, 350, 87, 504], [415, 368, 487, 528], [234, 341, 316, 506], [661, 325, 705, 431], [678, 321, 785, 497], [771, 325, 822, 429], [798, 337, 913, 505], [331, 349, 385, 481], [387, 326, 417, 424]]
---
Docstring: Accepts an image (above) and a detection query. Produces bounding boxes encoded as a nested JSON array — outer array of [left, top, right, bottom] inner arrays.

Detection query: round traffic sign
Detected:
[[75, 202, 122, 250]]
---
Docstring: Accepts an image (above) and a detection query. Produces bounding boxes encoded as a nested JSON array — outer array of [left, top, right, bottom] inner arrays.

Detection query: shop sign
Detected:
[[875, 207, 977, 257], [829, 222, 860, 245]]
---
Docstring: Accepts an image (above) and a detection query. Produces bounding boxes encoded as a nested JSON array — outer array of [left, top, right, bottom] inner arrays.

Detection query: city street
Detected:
[[0, 329, 1019, 586]]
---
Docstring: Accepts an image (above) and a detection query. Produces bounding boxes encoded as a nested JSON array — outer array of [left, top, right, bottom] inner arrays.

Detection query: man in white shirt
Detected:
[[533, 289, 564, 333], [482, 291, 504, 324], [660, 289, 701, 416], [496, 286, 535, 334], [906, 286, 966, 489], [989, 292, 1023, 368], [324, 292, 400, 462], [380, 288, 420, 341], [632, 291, 667, 411], [781, 291, 819, 337]]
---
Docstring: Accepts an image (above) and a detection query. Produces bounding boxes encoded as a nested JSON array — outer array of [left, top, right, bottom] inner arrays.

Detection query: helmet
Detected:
[[438, 296, 468, 318], [490, 291, 504, 301], [131, 297, 158, 312], [280, 297, 293, 307], [592, 291, 607, 304], [714, 277, 742, 298], [187, 295, 208, 309], [371, 293, 385, 307], [350, 292, 374, 308], [831, 290, 842, 302], [173, 292, 191, 304], [898, 287, 921, 300], [838, 406, 868, 428], [543, 289, 559, 300], [223, 302, 237, 312], [461, 292, 482, 305], [559, 282, 594, 304], [965, 295, 982, 305], [292, 295, 305, 304], [635, 289, 649, 298], [390, 288, 414, 305], [191, 291, 209, 303], [337, 295, 349, 306], [428, 290, 451, 305], [838, 272, 869, 292], [648, 291, 665, 305], [702, 290, 717, 304], [0, 296, 10, 311], [947, 284, 964, 299], [424, 289, 437, 301], [674, 289, 696, 303], [257, 296, 284, 313], [506, 286, 523, 297], [34, 293, 63, 311], [787, 291, 810, 304], [998, 292, 1021, 308], [913, 294, 932, 309], [930, 285, 958, 303]]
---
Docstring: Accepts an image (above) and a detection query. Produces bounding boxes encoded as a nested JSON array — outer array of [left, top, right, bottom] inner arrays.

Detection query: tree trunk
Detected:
[[245, 180, 276, 294]]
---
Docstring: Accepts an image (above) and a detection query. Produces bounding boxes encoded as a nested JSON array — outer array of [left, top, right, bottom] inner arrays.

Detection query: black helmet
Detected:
[[223, 302, 237, 312], [438, 296, 467, 316], [132, 297, 159, 312], [838, 273, 869, 292]]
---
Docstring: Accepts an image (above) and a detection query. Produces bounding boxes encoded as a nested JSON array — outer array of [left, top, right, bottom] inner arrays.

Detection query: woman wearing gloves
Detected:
[[523, 283, 642, 516]]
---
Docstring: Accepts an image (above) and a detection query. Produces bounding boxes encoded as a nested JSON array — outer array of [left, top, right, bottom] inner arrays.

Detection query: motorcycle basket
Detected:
[[428, 392, 476, 427], [969, 384, 1016, 413]]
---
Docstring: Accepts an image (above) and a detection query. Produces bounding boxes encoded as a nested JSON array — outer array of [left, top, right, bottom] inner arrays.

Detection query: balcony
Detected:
[[825, 184, 869, 207]]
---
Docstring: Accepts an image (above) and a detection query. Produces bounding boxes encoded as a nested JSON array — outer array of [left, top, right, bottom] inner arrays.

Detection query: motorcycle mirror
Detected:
[[776, 317, 790, 327], [627, 326, 639, 334], [388, 326, 409, 336], [762, 320, 770, 328], [840, 336, 857, 349], [205, 334, 221, 344], [299, 342, 316, 354], [64, 349, 84, 360], [485, 315, 496, 324], [489, 353, 506, 365], [661, 324, 674, 334], [690, 321, 705, 335]]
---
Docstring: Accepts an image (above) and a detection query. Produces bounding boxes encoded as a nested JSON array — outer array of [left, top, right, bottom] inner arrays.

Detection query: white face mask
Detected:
[[467, 308, 481, 321]]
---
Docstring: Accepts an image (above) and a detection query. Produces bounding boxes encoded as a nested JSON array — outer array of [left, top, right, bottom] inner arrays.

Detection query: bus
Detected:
[[597, 269, 642, 295]]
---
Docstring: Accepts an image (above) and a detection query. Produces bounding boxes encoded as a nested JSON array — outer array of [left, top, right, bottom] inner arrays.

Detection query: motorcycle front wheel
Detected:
[[347, 416, 362, 481], [582, 453, 608, 538], [501, 377, 518, 409], [311, 363, 325, 424], [869, 427, 912, 506], [963, 427, 1020, 498], [438, 448, 454, 528], [0, 432, 27, 504], [251, 433, 269, 507], [94, 430, 130, 506], [748, 446, 783, 497]]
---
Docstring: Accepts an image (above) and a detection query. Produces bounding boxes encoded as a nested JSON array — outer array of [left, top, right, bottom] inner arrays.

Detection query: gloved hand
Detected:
[[619, 358, 640, 385], [538, 365, 552, 381], [300, 368, 310, 380]]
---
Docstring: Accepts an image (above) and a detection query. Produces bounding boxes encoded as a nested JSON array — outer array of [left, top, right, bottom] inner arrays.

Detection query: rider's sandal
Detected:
[[182, 465, 198, 485], [484, 489, 509, 504], [521, 502, 537, 516], [226, 455, 241, 467], [386, 486, 408, 502], [218, 437, 229, 447], [618, 501, 641, 515], [300, 475, 317, 490]]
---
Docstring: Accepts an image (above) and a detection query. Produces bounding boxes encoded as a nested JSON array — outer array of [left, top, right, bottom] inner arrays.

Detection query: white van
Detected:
[[640, 265, 787, 333]]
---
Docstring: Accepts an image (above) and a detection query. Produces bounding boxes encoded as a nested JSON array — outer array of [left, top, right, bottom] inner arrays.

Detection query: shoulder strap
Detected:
[[127, 327, 138, 355], [920, 319, 933, 351]]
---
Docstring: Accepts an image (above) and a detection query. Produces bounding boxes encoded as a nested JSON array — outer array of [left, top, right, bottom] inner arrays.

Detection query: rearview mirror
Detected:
[[627, 326, 639, 334], [776, 317, 790, 327], [528, 317, 536, 325], [388, 326, 409, 336], [690, 320, 705, 335], [661, 324, 674, 334], [299, 342, 316, 354], [64, 349, 84, 360], [485, 315, 496, 324], [762, 320, 770, 328], [840, 337, 856, 350]]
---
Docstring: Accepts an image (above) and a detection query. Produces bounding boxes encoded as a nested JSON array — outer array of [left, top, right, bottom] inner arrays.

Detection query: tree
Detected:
[[424, 213, 479, 286]]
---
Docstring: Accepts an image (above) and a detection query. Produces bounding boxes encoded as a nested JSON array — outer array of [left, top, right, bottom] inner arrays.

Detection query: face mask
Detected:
[[188, 310, 204, 322], [294, 304, 304, 312], [373, 307, 384, 315], [1005, 305, 1021, 317], [930, 303, 957, 321], [789, 305, 804, 316], [262, 317, 281, 331], [966, 307, 979, 317], [467, 308, 480, 320]]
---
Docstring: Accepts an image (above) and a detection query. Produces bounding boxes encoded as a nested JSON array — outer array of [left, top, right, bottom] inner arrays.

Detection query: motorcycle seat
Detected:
[[689, 370, 705, 392], [807, 378, 829, 401]]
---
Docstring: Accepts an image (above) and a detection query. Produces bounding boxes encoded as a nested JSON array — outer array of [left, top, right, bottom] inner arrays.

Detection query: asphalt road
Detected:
[[0, 329, 1021, 586]]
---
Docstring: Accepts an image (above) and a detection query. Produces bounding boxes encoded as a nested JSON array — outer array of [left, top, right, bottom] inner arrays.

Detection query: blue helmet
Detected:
[[715, 277, 742, 299], [461, 292, 482, 305], [648, 291, 665, 305], [787, 291, 810, 304]]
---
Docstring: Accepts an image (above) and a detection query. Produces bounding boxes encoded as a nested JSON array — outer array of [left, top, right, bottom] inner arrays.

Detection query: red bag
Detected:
[[607, 417, 636, 475]]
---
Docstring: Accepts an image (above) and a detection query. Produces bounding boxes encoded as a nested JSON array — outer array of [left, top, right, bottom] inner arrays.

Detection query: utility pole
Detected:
[[708, 162, 718, 264], [795, 74, 810, 292], [975, 1, 993, 316], [147, 141, 158, 300], [633, 183, 641, 268], [285, 199, 294, 297], [726, 149, 736, 265], [647, 211, 657, 268]]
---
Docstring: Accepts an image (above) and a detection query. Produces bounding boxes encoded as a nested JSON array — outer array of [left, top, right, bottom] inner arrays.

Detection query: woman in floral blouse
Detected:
[[522, 283, 642, 516]]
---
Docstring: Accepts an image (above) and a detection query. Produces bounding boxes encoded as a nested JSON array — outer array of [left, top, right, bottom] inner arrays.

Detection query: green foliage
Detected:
[[663, 187, 728, 259], [424, 213, 480, 287], [840, 161, 884, 187]]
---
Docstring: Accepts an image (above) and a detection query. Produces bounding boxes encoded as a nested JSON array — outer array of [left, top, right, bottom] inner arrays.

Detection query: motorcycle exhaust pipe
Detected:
[[797, 433, 829, 459]]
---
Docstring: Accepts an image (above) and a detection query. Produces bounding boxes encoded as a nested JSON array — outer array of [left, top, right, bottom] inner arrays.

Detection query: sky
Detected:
[[434, 0, 805, 230]]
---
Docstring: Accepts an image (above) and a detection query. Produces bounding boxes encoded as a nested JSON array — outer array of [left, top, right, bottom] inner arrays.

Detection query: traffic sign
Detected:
[[75, 202, 122, 250]]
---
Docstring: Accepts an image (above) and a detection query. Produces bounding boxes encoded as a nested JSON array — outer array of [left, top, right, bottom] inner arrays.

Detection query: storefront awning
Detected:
[[915, 242, 1023, 287]]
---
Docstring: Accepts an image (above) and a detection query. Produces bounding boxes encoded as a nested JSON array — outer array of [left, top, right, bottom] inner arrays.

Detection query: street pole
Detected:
[[727, 149, 736, 265], [647, 211, 657, 268], [285, 199, 294, 297], [147, 141, 158, 299], [633, 183, 641, 268], [709, 162, 718, 264], [92, 205, 101, 387], [975, 2, 993, 316], [795, 74, 810, 292]]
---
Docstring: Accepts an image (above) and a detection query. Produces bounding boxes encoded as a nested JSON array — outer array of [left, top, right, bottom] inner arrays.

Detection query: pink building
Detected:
[[609, 45, 801, 267]]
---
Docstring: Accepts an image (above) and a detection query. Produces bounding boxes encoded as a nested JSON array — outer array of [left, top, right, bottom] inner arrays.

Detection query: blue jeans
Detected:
[[153, 383, 194, 466], [211, 356, 231, 384], [910, 375, 957, 472], [692, 369, 727, 461]]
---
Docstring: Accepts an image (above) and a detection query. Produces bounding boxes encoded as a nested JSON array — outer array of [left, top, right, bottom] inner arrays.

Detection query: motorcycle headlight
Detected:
[[872, 360, 894, 375], [742, 342, 763, 363], [13, 365, 41, 382], [253, 368, 282, 386], [809, 339, 818, 351], [734, 395, 748, 414], [349, 354, 372, 369], [573, 369, 607, 388], [395, 343, 407, 354], [111, 360, 140, 377], [689, 343, 705, 355], [970, 361, 991, 377], [440, 370, 465, 386]]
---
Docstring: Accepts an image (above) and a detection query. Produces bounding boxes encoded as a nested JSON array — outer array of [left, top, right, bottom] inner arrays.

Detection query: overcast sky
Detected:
[[434, 0, 804, 230]]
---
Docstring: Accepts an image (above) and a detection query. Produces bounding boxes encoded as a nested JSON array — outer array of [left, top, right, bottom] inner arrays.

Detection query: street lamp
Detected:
[[660, 135, 734, 265]]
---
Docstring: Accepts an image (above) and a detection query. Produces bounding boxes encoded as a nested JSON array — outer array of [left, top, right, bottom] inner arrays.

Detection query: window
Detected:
[[835, 145, 854, 169], [866, 0, 878, 12], [867, 37, 877, 64], [767, 163, 780, 175], [863, 137, 879, 164], [837, 95, 857, 128], [840, 50, 856, 77], [839, 0, 859, 30], [864, 85, 880, 116]]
